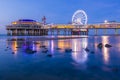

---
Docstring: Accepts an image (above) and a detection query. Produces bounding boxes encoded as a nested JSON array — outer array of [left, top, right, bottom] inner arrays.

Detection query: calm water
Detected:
[[0, 35, 120, 80]]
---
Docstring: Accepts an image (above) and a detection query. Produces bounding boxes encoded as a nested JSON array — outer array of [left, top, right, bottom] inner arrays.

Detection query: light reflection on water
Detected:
[[11, 40, 18, 54], [102, 36, 110, 64], [50, 40, 54, 54], [0, 36, 120, 80], [72, 38, 88, 64]]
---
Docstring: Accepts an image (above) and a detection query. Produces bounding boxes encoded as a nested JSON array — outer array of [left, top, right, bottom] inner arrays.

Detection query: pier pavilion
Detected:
[[6, 19, 48, 36]]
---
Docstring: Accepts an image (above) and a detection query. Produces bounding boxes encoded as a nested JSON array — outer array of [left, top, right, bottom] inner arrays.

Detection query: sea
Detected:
[[0, 29, 120, 80]]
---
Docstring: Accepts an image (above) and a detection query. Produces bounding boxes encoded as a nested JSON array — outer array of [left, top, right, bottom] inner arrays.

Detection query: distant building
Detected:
[[6, 19, 48, 36]]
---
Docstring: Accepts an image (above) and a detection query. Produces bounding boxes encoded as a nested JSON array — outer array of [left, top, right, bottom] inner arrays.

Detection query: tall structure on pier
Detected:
[[42, 16, 46, 25], [71, 10, 88, 35], [72, 10, 88, 25]]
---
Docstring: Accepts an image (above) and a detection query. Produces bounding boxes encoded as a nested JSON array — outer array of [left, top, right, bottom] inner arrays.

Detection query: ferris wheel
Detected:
[[72, 10, 88, 25]]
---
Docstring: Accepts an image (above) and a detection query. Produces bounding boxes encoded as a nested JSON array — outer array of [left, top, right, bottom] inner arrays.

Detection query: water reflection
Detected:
[[7, 37, 88, 64], [72, 38, 88, 64], [102, 36, 110, 64], [7, 38, 45, 54], [7, 37, 72, 55], [49, 40, 54, 54], [57, 40, 71, 49], [32, 41, 36, 51], [2, 36, 120, 80], [34, 41, 41, 51], [11, 40, 18, 54]]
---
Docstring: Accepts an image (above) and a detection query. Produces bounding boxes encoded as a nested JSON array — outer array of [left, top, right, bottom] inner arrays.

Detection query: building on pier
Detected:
[[6, 19, 48, 36], [88, 21, 120, 28]]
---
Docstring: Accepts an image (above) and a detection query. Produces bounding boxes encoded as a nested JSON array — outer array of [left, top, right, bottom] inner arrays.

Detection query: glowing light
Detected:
[[72, 50, 88, 64], [58, 40, 71, 49], [12, 22, 17, 25], [11, 40, 18, 54], [55, 25, 74, 29], [35, 41, 41, 51], [32, 41, 35, 51], [81, 38, 88, 48], [72, 39, 88, 64], [102, 36, 110, 64], [104, 20, 108, 23], [51, 40, 54, 54]]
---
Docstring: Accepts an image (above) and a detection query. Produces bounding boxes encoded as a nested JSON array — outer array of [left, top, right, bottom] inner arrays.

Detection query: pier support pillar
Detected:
[[57, 29, 60, 35], [95, 29, 98, 35], [115, 29, 118, 35], [104, 29, 107, 35], [64, 29, 66, 35], [21, 29, 25, 36], [7, 29, 11, 36]]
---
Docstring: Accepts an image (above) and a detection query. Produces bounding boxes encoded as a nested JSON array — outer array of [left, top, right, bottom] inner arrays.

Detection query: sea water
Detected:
[[0, 34, 120, 80]]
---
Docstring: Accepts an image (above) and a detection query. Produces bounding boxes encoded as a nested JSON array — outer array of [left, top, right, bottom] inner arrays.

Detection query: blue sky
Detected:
[[0, 0, 120, 34]]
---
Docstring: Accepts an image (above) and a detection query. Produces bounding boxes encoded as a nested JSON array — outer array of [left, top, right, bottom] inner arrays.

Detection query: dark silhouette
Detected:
[[97, 43, 103, 49], [105, 44, 112, 48]]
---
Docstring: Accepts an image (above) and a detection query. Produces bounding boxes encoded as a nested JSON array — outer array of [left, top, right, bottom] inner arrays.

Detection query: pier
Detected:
[[6, 20, 88, 36], [6, 27, 88, 36], [6, 21, 120, 36], [6, 10, 120, 36]]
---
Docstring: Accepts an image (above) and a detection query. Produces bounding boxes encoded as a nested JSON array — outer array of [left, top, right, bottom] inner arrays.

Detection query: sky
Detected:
[[0, 0, 120, 34]]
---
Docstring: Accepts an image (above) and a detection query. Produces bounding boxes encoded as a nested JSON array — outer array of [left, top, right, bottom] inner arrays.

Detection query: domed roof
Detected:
[[18, 19, 36, 22]]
